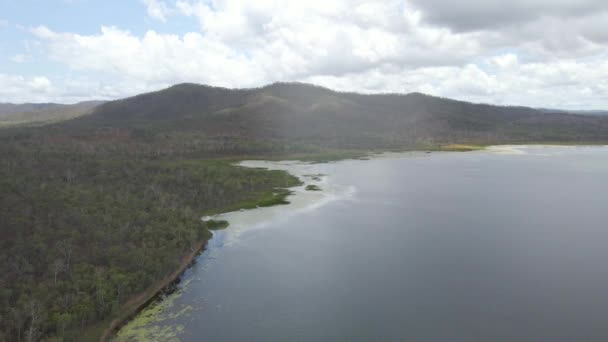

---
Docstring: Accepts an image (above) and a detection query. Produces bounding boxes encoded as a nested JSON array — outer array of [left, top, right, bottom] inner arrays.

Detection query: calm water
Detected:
[[118, 146, 608, 341]]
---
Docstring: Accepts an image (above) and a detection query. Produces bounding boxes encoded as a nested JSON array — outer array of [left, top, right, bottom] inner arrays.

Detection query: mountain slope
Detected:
[[56, 82, 608, 154]]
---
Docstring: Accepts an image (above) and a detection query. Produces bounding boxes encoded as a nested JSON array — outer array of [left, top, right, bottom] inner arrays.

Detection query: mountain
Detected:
[[0, 100, 104, 126], [51, 82, 608, 155]]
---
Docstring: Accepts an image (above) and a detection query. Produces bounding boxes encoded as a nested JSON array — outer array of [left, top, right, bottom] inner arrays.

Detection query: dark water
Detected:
[[120, 146, 608, 341]]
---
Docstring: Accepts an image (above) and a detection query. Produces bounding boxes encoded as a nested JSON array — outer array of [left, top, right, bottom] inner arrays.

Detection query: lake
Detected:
[[117, 146, 608, 341]]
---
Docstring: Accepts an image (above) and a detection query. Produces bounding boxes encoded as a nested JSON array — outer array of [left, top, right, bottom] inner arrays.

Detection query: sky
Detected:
[[0, 0, 607, 109]]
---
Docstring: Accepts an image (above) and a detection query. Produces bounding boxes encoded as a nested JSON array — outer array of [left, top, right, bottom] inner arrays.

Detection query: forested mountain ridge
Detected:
[[53, 82, 608, 155], [2, 82, 608, 341], [5, 83, 608, 148]]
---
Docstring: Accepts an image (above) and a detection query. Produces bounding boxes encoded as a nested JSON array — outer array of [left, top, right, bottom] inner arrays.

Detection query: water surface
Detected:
[[118, 146, 608, 341]]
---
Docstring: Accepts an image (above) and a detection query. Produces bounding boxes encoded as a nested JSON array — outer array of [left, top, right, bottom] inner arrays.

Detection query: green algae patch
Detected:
[[305, 184, 322, 191], [440, 144, 486, 152], [114, 290, 193, 342], [114, 277, 198, 341], [205, 219, 230, 230]]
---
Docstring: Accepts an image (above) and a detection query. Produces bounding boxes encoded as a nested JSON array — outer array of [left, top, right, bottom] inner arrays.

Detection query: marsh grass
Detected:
[[205, 219, 230, 230], [440, 144, 486, 152]]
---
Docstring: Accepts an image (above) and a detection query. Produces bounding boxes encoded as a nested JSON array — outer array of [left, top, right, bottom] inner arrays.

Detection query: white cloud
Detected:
[[140, 0, 171, 22], [29, 2, 482, 87], [29, 76, 52, 92], [492, 54, 518, 69], [30, 25, 266, 89], [0, 75, 54, 103], [13, 0, 608, 108], [303, 56, 608, 109]]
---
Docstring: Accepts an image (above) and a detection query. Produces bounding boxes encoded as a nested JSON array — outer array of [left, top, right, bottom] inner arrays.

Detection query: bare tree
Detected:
[[25, 300, 41, 342], [57, 240, 73, 274], [52, 259, 65, 285]]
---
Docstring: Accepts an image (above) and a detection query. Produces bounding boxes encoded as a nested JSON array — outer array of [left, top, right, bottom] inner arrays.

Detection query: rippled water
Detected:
[[118, 146, 608, 342]]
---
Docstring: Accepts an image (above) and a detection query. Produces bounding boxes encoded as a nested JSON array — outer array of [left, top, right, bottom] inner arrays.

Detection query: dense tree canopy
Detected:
[[0, 146, 299, 341]]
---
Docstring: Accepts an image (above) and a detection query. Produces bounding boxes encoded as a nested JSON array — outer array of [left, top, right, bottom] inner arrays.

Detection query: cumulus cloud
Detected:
[[409, 0, 608, 32], [27, 2, 484, 89], [0, 75, 54, 103], [12, 0, 608, 108], [141, 0, 171, 22], [29, 25, 266, 89], [304, 56, 608, 109]]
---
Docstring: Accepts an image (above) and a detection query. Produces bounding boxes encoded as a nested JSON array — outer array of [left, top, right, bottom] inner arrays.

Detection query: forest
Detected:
[[2, 82, 608, 341], [0, 144, 300, 341]]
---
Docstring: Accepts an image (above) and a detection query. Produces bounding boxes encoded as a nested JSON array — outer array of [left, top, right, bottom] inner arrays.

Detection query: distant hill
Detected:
[[538, 108, 608, 116], [0, 101, 104, 126], [51, 82, 608, 154], [0, 103, 62, 117]]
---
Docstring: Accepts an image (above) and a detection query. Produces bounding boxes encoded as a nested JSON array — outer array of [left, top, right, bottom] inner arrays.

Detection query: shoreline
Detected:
[[104, 144, 608, 340], [104, 161, 322, 341], [100, 240, 208, 341], [108, 159, 348, 340]]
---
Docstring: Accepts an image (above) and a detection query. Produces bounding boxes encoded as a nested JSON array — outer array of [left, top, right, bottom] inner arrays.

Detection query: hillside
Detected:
[[49, 82, 608, 156], [538, 108, 608, 116], [0, 101, 103, 126], [0, 103, 62, 117]]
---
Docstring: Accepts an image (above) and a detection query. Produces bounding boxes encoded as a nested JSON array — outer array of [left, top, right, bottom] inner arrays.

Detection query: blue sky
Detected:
[[0, 0, 607, 109], [0, 0, 197, 78]]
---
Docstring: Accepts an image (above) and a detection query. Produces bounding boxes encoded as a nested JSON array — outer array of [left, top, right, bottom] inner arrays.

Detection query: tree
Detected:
[[52, 259, 65, 285], [25, 300, 42, 342]]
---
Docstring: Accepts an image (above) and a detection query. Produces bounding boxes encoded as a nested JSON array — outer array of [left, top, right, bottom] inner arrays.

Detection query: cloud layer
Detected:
[[2, 0, 608, 109]]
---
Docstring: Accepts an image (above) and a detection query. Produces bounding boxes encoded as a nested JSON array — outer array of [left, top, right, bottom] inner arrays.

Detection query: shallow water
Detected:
[[117, 146, 608, 341]]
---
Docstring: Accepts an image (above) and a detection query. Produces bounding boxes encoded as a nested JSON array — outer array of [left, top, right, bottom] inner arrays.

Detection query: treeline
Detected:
[[0, 143, 299, 341]]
